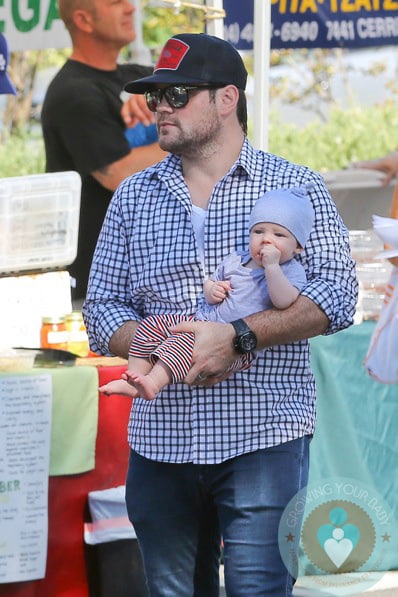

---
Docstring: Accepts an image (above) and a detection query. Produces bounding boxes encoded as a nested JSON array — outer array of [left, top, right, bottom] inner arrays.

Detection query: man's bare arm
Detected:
[[92, 143, 168, 191], [247, 295, 328, 350], [109, 320, 140, 360], [172, 296, 329, 383]]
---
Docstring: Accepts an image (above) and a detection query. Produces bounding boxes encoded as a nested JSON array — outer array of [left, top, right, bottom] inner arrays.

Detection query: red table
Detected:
[[0, 365, 129, 597]]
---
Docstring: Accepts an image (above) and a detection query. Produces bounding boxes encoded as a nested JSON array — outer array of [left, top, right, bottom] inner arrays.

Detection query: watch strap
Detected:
[[231, 318, 251, 336]]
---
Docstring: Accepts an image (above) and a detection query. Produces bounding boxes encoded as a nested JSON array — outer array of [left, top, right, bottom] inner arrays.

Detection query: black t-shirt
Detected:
[[41, 60, 152, 299]]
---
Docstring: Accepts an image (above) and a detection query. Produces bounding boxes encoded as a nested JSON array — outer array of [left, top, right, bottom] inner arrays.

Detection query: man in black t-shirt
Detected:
[[41, 0, 167, 300]]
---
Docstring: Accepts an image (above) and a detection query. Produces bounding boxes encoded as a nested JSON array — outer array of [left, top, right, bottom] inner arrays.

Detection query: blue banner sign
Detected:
[[223, 0, 398, 50]]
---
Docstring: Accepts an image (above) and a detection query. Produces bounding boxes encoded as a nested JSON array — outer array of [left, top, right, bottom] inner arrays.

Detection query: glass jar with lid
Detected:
[[40, 316, 68, 350], [65, 311, 89, 357]]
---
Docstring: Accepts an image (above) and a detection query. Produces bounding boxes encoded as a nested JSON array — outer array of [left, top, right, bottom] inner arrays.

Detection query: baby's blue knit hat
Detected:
[[248, 186, 315, 248]]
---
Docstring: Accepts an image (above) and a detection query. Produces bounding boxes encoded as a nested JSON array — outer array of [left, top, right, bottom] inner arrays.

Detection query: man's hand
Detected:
[[170, 320, 236, 385], [121, 94, 155, 128]]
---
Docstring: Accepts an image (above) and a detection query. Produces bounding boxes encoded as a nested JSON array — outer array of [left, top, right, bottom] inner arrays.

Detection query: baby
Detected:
[[99, 186, 315, 400]]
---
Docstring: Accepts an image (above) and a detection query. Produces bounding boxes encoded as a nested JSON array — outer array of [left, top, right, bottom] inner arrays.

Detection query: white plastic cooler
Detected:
[[0, 171, 81, 348], [0, 171, 81, 275]]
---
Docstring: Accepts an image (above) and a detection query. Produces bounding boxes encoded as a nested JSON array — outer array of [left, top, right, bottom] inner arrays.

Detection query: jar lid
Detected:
[[42, 315, 66, 324], [65, 311, 83, 321]]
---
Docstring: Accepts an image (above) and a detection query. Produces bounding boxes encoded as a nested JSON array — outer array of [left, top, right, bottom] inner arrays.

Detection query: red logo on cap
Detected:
[[155, 38, 189, 72]]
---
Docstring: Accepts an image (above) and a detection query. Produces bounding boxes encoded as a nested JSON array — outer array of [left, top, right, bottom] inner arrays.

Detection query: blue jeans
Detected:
[[125, 437, 310, 597]]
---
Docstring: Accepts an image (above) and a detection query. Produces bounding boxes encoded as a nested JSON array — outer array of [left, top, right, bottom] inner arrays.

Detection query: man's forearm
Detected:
[[246, 295, 329, 350], [109, 320, 140, 359], [92, 144, 167, 191]]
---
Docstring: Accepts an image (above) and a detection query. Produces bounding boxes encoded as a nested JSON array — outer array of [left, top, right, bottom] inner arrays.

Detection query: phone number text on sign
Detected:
[[271, 16, 398, 47], [272, 20, 359, 43], [272, 21, 319, 43]]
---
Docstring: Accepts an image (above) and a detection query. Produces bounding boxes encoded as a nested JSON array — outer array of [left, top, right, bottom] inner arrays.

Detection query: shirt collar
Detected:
[[151, 137, 259, 183], [233, 137, 258, 180]]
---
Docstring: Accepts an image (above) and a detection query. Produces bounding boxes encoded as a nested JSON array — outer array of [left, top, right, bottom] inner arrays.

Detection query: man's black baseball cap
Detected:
[[125, 33, 247, 93]]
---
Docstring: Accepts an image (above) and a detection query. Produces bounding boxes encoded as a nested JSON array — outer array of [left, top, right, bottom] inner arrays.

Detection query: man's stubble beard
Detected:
[[158, 112, 221, 158]]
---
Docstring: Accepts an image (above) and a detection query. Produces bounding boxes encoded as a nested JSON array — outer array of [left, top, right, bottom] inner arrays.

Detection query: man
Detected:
[[83, 33, 358, 596], [41, 0, 166, 300]]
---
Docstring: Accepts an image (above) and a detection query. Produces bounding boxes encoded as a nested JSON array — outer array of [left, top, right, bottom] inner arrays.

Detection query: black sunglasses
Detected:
[[145, 85, 216, 112]]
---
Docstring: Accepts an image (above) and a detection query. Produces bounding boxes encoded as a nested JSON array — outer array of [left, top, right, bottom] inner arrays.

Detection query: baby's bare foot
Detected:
[[99, 379, 137, 398], [128, 372, 158, 401]]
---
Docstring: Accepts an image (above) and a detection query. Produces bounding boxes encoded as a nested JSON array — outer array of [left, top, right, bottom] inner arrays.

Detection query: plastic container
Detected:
[[349, 229, 384, 263], [360, 291, 386, 321], [355, 261, 392, 293], [0, 348, 38, 372], [0, 171, 81, 275]]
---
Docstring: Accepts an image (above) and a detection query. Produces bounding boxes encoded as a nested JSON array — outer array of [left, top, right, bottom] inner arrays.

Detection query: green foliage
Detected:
[[267, 102, 397, 172], [1, 2, 395, 183], [24, 48, 71, 69], [1, 102, 396, 179], [141, 4, 203, 54], [0, 131, 45, 178]]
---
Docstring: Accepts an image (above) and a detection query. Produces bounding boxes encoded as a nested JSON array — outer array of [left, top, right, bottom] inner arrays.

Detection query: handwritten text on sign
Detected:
[[0, 374, 52, 583]]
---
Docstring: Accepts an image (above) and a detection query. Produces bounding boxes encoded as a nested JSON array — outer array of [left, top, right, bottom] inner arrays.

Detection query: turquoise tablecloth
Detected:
[[307, 321, 398, 571]]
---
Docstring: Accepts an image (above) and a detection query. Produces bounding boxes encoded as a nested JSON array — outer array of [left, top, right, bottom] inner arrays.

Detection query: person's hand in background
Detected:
[[353, 151, 398, 186], [121, 93, 155, 128]]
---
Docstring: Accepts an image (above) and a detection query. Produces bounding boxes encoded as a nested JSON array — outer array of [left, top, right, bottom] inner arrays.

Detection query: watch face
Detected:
[[240, 332, 257, 351], [232, 319, 257, 354]]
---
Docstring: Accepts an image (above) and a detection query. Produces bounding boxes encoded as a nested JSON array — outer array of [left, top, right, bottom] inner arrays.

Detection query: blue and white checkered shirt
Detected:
[[83, 138, 358, 464]]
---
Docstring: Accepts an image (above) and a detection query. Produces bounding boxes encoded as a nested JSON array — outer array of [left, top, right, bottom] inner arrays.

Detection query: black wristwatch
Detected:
[[231, 319, 257, 354]]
